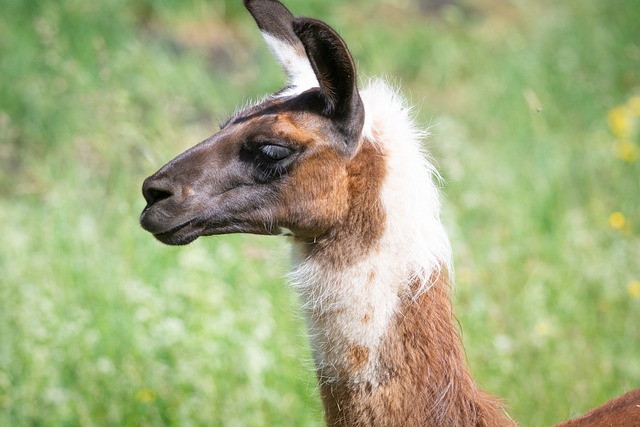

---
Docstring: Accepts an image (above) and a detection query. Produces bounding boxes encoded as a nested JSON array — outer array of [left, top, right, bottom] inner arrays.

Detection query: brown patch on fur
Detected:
[[298, 139, 387, 268], [319, 270, 515, 427], [368, 270, 376, 283], [182, 185, 195, 197], [361, 314, 371, 324], [347, 345, 370, 372], [273, 113, 321, 147], [554, 388, 640, 427], [281, 145, 350, 237]]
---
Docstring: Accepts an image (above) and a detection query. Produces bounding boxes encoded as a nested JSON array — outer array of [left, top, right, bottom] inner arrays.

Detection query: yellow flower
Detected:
[[613, 139, 640, 163], [628, 280, 640, 299], [607, 106, 632, 138], [135, 388, 156, 403], [628, 96, 640, 116], [609, 211, 626, 230]]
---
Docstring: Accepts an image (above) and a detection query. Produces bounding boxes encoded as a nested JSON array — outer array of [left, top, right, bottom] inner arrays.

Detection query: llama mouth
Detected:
[[140, 208, 203, 246], [152, 221, 202, 245]]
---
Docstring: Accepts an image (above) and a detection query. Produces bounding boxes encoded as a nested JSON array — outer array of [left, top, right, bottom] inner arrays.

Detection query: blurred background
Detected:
[[1, 0, 639, 425]]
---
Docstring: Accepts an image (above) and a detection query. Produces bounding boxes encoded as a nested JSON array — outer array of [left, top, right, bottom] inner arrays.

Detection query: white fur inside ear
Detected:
[[262, 32, 319, 96]]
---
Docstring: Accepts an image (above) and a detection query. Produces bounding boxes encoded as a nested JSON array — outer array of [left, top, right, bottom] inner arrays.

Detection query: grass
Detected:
[[1, 0, 639, 425]]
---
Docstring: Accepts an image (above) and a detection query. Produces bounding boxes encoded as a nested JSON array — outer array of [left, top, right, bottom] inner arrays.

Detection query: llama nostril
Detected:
[[142, 179, 174, 207], [145, 187, 172, 206]]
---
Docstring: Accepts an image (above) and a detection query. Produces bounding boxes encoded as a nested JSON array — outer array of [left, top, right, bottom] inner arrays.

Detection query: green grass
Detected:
[[1, 0, 639, 426]]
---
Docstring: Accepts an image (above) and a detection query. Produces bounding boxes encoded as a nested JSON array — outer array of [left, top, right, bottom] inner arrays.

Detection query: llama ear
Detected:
[[292, 18, 364, 143], [244, 0, 318, 93]]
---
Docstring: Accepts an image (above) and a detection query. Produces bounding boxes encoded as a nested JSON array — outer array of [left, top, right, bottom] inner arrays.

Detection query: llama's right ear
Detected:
[[244, 0, 318, 93], [293, 18, 365, 146]]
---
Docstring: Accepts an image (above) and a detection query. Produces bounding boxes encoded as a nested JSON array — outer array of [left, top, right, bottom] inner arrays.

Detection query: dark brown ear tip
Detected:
[[244, 0, 281, 6], [245, 0, 294, 19]]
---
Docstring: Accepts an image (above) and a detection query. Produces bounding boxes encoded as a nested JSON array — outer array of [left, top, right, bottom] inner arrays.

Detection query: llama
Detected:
[[139, 0, 640, 425]]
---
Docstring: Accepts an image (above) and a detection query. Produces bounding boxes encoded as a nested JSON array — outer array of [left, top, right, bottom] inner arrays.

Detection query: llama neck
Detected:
[[288, 80, 513, 426], [291, 242, 513, 426]]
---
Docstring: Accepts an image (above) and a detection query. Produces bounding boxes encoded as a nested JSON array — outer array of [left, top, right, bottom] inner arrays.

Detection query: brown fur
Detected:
[[554, 389, 640, 427], [295, 138, 387, 268], [318, 272, 515, 427], [273, 112, 321, 144], [347, 345, 371, 371]]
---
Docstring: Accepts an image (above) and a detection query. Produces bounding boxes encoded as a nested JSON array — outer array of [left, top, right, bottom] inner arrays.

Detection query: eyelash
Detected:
[[259, 144, 292, 161]]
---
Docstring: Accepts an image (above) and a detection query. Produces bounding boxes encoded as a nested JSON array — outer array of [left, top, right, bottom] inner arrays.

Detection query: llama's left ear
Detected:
[[293, 18, 365, 145], [244, 0, 319, 94]]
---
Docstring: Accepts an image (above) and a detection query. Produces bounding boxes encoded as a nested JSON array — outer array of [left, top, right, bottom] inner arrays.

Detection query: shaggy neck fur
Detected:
[[288, 80, 514, 426]]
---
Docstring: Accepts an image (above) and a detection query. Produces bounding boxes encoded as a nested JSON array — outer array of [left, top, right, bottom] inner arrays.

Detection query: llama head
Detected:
[[140, 0, 366, 245]]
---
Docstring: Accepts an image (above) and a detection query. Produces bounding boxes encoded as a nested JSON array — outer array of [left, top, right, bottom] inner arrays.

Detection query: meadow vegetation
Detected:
[[1, 0, 639, 425]]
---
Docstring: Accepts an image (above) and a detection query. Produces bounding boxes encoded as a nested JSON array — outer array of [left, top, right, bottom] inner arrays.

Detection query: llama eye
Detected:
[[259, 144, 292, 161]]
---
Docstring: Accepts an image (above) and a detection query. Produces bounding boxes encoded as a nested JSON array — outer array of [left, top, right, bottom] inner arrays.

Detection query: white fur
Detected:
[[261, 33, 319, 97], [288, 79, 453, 384]]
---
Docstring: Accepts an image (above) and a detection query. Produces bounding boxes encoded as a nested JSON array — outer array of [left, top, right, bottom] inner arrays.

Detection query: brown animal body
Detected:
[[554, 389, 640, 427], [139, 0, 640, 425]]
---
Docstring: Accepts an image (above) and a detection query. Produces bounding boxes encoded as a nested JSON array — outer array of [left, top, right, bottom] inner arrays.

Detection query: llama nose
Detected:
[[142, 177, 174, 207]]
